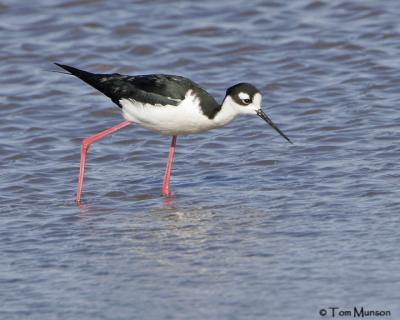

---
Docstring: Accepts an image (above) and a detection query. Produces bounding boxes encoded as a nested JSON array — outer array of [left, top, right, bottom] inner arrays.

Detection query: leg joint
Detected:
[[81, 138, 91, 150]]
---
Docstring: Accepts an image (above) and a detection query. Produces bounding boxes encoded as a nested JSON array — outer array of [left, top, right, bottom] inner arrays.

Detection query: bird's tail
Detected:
[[54, 63, 100, 86], [54, 63, 123, 105]]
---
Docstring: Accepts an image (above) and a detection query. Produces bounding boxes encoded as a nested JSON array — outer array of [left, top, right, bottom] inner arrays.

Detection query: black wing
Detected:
[[55, 64, 219, 114]]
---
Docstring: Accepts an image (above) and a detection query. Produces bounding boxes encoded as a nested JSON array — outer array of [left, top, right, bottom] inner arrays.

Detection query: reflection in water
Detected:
[[162, 194, 177, 207]]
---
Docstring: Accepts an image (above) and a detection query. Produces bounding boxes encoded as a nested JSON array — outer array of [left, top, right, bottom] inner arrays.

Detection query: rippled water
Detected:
[[1, 0, 400, 319]]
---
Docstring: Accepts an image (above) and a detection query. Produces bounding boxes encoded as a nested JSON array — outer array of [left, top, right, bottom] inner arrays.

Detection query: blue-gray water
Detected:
[[1, 0, 400, 319]]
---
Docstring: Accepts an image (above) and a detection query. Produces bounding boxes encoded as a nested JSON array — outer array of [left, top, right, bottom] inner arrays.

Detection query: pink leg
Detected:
[[162, 136, 177, 196], [76, 121, 131, 204]]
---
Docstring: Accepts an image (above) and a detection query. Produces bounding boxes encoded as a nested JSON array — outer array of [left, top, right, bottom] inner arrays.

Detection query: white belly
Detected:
[[119, 91, 236, 136]]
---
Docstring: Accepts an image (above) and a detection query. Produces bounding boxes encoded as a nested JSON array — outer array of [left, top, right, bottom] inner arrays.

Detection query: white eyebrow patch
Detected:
[[238, 92, 250, 100]]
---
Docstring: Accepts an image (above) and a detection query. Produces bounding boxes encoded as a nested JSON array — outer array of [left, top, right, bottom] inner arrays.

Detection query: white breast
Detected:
[[120, 90, 237, 136]]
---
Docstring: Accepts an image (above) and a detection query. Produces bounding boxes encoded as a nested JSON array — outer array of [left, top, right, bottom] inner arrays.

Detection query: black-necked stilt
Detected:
[[55, 63, 292, 204]]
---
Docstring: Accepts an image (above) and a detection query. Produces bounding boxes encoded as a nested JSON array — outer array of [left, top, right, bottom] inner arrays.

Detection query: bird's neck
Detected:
[[212, 96, 240, 126]]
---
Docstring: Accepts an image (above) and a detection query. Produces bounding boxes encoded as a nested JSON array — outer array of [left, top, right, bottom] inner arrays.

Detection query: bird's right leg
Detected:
[[161, 136, 177, 196], [76, 121, 131, 204]]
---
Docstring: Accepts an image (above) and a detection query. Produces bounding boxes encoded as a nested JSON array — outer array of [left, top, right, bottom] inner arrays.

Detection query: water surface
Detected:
[[1, 0, 400, 319]]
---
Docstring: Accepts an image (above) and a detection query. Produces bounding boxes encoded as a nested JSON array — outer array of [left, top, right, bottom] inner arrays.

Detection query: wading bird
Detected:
[[55, 63, 292, 204]]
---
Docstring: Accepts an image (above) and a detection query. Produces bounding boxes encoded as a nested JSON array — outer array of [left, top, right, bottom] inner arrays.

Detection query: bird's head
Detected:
[[224, 83, 292, 143]]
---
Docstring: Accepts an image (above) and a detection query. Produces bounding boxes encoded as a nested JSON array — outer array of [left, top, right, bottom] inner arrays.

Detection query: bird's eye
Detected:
[[243, 98, 251, 104]]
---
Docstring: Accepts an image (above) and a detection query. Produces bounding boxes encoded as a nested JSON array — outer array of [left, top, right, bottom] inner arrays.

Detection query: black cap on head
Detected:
[[226, 83, 260, 105]]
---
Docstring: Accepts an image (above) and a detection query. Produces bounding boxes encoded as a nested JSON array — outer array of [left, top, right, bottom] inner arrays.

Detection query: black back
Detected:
[[55, 64, 221, 119]]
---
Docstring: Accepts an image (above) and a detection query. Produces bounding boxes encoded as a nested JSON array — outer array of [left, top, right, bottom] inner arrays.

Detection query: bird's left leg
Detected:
[[76, 120, 131, 204], [161, 136, 177, 196]]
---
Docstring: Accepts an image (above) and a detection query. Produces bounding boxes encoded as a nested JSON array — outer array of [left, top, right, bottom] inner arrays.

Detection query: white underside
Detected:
[[120, 90, 239, 136]]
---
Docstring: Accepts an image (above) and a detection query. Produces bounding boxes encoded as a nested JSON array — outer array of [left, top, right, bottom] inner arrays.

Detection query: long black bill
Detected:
[[256, 109, 292, 144]]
